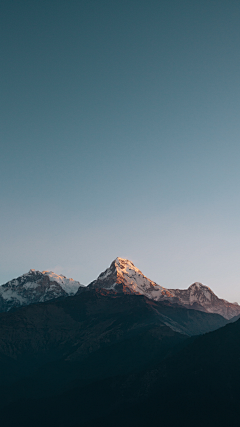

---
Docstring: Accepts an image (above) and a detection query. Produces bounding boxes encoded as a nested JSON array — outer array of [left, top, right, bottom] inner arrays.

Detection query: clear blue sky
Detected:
[[1, 0, 240, 302]]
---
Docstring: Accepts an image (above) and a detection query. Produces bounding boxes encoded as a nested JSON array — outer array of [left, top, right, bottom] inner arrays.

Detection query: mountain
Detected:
[[1, 257, 239, 319], [0, 289, 228, 382], [0, 290, 186, 386], [86, 257, 240, 319], [0, 269, 82, 312], [0, 288, 237, 427], [86, 257, 167, 297], [78, 317, 240, 427], [0, 289, 228, 393], [0, 259, 239, 426], [168, 282, 240, 319]]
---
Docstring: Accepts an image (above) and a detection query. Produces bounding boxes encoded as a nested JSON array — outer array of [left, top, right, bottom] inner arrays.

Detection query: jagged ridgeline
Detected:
[[0, 258, 240, 427], [1, 258, 240, 319], [0, 269, 83, 312]]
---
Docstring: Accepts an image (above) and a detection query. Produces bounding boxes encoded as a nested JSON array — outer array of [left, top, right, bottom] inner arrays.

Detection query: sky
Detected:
[[1, 0, 240, 302]]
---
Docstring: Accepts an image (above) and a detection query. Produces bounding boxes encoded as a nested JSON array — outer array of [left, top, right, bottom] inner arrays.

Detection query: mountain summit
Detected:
[[87, 257, 174, 300], [1, 257, 240, 319], [168, 282, 240, 319], [0, 269, 83, 312], [87, 257, 240, 319]]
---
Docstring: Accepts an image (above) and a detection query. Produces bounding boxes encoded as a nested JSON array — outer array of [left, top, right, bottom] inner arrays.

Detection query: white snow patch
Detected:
[[42, 271, 81, 295], [113, 257, 166, 299]]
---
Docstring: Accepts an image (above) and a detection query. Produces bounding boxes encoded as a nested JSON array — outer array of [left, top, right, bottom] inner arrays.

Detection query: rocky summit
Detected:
[[85, 257, 240, 319], [0, 269, 83, 312], [86, 257, 167, 298], [1, 257, 240, 319], [168, 282, 240, 319], [0, 257, 240, 427]]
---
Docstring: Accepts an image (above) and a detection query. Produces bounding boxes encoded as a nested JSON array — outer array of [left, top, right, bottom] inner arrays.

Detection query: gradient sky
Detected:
[[1, 0, 240, 302]]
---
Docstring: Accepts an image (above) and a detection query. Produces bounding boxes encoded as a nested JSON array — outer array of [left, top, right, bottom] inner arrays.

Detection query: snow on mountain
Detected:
[[87, 257, 176, 301], [168, 282, 240, 319], [87, 257, 240, 320], [41, 270, 81, 295], [0, 269, 83, 313], [1, 258, 240, 320]]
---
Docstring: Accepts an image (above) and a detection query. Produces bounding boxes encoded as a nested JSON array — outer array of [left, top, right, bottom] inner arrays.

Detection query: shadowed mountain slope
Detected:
[[79, 317, 240, 427], [0, 288, 229, 419], [1, 311, 240, 427]]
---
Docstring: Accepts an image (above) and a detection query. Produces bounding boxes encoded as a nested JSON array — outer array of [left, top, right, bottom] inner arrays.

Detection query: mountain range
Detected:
[[0, 257, 240, 426], [1, 257, 240, 319], [86, 257, 240, 319]]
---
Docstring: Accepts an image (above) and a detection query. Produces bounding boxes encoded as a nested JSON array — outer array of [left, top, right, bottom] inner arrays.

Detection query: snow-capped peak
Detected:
[[115, 257, 146, 278], [114, 257, 162, 294], [188, 282, 214, 303], [0, 269, 83, 313], [90, 257, 174, 301], [88, 257, 240, 320], [189, 282, 211, 291]]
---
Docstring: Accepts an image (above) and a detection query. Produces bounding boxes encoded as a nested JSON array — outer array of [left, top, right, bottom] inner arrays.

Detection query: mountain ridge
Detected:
[[0, 289, 238, 427], [1, 257, 240, 319], [0, 259, 239, 426], [85, 257, 240, 319]]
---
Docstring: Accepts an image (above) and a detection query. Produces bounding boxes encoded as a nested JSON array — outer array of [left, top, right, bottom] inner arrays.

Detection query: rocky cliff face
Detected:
[[86, 257, 176, 300], [0, 269, 82, 312], [169, 282, 240, 320], [86, 257, 240, 320]]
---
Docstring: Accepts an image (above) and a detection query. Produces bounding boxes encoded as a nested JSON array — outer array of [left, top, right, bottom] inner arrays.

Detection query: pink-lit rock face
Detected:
[[88, 257, 240, 320], [87, 257, 173, 300], [169, 282, 240, 320]]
